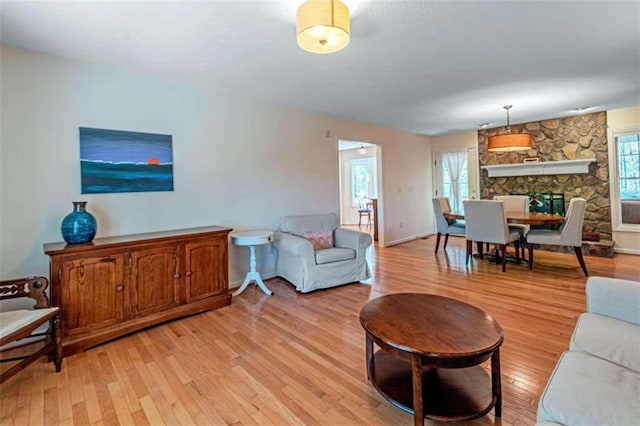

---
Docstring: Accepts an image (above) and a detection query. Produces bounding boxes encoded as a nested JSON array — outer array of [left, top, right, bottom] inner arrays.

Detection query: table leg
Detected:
[[412, 353, 423, 426], [232, 245, 273, 296], [491, 349, 502, 417], [365, 333, 374, 381]]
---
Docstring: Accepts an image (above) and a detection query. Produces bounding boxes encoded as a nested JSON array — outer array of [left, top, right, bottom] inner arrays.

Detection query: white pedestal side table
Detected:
[[231, 230, 274, 296]]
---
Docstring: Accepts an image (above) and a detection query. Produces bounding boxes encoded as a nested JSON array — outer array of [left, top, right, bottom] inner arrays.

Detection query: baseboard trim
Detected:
[[386, 233, 431, 247], [614, 248, 640, 255]]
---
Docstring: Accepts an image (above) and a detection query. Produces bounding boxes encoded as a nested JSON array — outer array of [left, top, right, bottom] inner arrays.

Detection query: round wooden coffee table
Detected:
[[359, 293, 504, 425]]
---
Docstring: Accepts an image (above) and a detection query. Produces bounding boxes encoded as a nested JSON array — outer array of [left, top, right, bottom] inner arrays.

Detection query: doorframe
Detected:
[[337, 140, 384, 246], [432, 147, 480, 211]]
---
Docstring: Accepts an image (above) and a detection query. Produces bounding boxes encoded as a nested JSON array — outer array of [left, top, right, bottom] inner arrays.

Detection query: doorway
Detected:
[[433, 147, 479, 213], [338, 140, 382, 243]]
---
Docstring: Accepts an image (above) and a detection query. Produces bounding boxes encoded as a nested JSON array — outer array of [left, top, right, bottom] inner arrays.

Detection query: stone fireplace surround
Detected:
[[478, 111, 613, 257]]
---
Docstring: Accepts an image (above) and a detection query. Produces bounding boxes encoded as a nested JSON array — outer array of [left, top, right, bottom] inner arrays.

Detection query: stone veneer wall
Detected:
[[478, 111, 612, 255]]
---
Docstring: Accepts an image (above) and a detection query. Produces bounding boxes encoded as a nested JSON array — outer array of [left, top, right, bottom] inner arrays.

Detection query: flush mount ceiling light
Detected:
[[296, 0, 350, 54], [487, 105, 532, 152]]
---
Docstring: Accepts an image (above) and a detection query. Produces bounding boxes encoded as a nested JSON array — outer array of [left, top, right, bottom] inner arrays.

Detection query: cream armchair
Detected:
[[274, 213, 372, 293]]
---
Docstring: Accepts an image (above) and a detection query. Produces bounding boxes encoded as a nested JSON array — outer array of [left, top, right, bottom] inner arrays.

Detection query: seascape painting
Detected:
[[80, 127, 174, 194]]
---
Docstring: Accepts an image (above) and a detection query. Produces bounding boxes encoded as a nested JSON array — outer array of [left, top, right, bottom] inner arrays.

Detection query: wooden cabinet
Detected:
[[61, 253, 127, 335], [44, 226, 231, 356], [130, 245, 180, 318], [184, 239, 226, 302]]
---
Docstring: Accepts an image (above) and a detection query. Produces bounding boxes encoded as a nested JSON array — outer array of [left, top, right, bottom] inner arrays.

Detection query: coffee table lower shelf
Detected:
[[370, 351, 497, 422]]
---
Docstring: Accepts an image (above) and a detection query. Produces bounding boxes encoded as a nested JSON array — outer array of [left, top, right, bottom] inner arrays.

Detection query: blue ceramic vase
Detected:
[[61, 201, 97, 244]]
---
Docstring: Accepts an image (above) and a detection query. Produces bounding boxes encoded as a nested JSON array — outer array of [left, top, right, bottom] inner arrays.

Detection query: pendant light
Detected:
[[358, 144, 367, 155], [487, 105, 532, 152], [296, 0, 350, 54]]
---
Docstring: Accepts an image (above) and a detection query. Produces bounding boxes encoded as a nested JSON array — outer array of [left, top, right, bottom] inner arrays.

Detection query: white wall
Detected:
[[608, 106, 640, 127], [430, 130, 478, 152], [0, 47, 432, 286], [607, 106, 640, 254]]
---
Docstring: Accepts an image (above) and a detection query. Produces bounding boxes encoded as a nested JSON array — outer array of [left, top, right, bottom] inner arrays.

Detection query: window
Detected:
[[442, 158, 469, 203], [618, 133, 640, 224], [618, 134, 640, 200], [608, 127, 640, 230], [350, 158, 376, 206]]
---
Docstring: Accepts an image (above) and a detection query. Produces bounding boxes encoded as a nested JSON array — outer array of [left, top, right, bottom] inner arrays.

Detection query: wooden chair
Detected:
[[0, 276, 62, 383], [358, 198, 373, 229]]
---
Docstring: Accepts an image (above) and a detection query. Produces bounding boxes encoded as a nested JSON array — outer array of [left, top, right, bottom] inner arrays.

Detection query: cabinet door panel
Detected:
[[185, 238, 226, 302], [130, 245, 180, 317], [62, 254, 126, 335]]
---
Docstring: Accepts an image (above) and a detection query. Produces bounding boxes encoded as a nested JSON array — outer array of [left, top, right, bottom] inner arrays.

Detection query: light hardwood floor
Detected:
[[2, 236, 638, 425]]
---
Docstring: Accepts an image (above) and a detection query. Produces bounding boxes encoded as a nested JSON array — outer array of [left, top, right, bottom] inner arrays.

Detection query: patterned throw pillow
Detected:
[[303, 230, 333, 250]]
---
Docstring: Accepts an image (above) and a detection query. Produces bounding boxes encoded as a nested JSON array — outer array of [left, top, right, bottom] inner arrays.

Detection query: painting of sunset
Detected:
[[80, 127, 174, 194]]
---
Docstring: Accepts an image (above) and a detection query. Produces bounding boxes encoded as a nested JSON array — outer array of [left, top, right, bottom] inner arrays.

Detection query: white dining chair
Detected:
[[493, 195, 530, 254], [493, 195, 530, 231], [527, 197, 589, 276], [432, 197, 466, 253], [463, 200, 522, 272]]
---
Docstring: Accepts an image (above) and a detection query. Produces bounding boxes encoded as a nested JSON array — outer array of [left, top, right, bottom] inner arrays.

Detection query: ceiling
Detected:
[[1, 0, 639, 136]]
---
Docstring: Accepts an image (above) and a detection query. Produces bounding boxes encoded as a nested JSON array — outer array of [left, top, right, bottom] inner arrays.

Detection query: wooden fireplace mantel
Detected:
[[481, 159, 595, 178]]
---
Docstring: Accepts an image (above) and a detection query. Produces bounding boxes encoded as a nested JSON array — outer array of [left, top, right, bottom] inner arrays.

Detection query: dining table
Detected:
[[443, 211, 565, 265], [444, 211, 564, 226]]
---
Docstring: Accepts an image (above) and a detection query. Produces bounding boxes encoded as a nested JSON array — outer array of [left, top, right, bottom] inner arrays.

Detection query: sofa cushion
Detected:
[[280, 213, 338, 237], [304, 230, 333, 250], [570, 313, 640, 372], [586, 277, 640, 326], [314, 248, 355, 265], [537, 351, 640, 425]]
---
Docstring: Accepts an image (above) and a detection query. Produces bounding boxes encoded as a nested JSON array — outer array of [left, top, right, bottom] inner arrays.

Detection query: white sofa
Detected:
[[536, 276, 640, 425], [273, 213, 372, 293]]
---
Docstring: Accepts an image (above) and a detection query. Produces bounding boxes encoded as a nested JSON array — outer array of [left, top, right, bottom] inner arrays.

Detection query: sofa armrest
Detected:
[[273, 231, 316, 264], [334, 228, 372, 257], [586, 277, 640, 325]]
